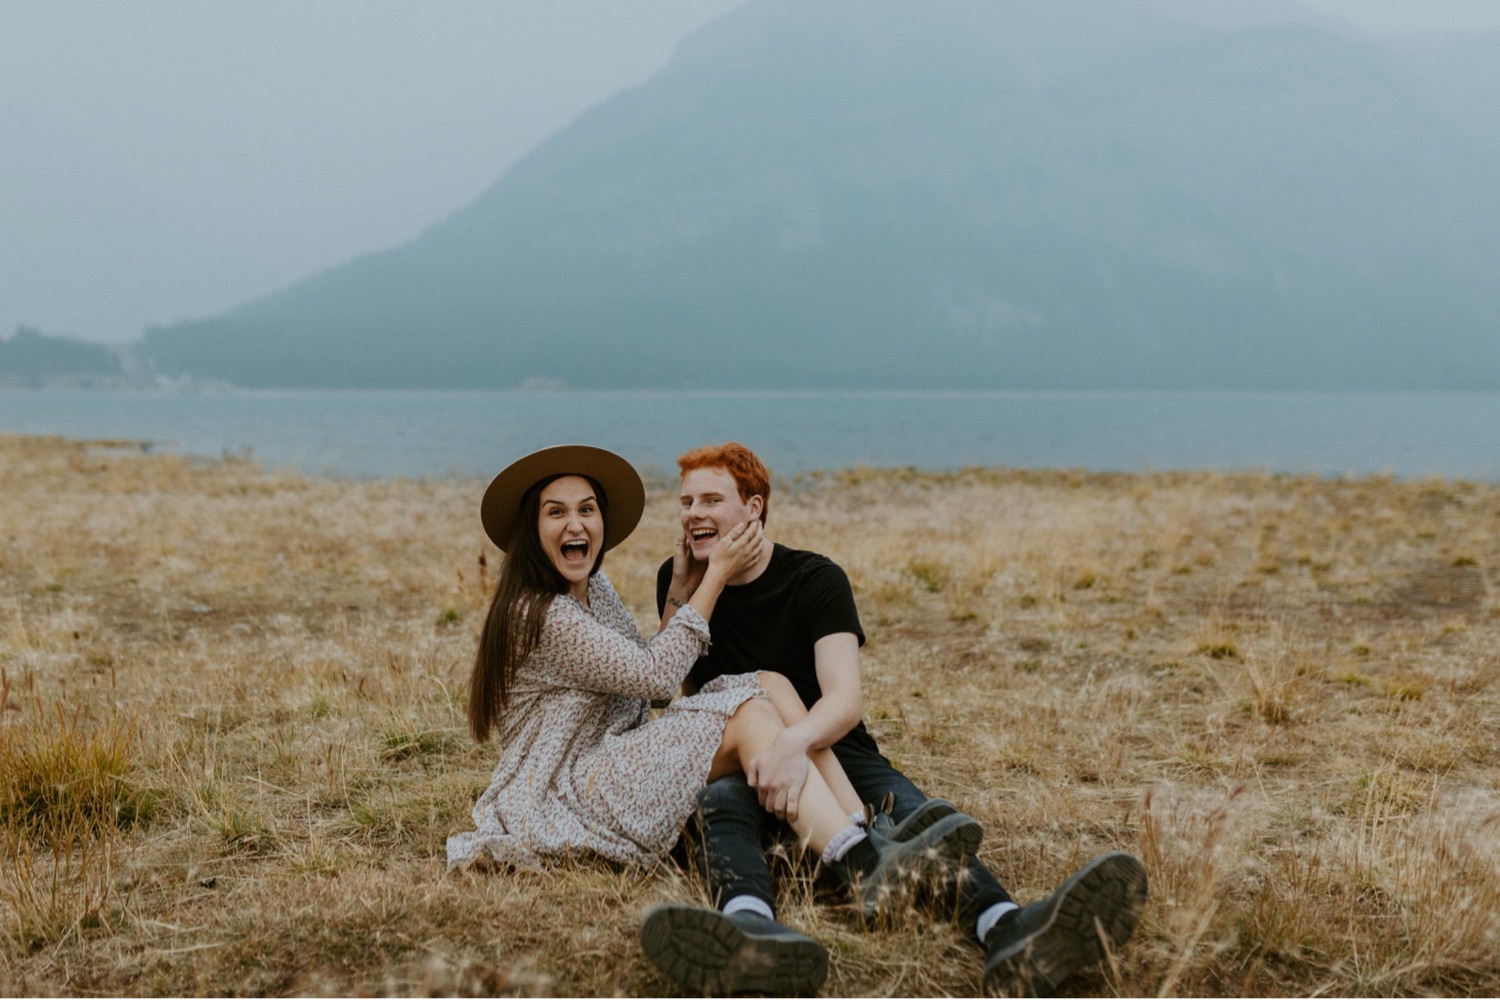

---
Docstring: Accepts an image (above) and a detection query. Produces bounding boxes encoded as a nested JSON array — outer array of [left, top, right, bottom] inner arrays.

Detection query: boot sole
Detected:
[[983, 851, 1148, 995], [640, 904, 829, 996]]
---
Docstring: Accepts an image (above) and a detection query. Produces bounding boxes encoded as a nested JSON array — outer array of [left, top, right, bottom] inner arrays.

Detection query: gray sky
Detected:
[[3, 0, 1497, 343], [1302, 0, 1500, 32]]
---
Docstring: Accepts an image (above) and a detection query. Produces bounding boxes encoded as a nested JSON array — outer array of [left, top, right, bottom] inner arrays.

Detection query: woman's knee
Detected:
[[757, 671, 807, 724], [731, 695, 780, 727], [725, 695, 781, 744], [757, 670, 794, 700], [713, 697, 782, 779]]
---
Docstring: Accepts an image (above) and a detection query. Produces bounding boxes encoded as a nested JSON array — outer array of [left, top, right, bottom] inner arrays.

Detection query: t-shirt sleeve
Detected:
[[800, 558, 865, 647]]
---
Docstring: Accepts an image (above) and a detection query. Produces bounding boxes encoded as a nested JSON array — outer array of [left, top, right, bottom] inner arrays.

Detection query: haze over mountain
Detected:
[[140, 0, 1500, 389]]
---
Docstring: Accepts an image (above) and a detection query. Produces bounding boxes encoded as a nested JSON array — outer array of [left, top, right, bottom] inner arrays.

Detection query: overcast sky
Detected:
[[3, 0, 1498, 343]]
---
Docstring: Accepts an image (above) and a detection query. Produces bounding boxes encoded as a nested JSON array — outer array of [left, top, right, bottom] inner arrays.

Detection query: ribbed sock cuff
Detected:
[[820, 825, 868, 865], [723, 894, 774, 921], [977, 901, 1019, 942]]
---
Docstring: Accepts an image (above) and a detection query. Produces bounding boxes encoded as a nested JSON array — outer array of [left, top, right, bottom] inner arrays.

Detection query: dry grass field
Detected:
[[1, 432, 1498, 997]]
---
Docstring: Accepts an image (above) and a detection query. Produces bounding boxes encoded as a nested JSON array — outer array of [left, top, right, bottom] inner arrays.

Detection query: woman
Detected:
[[444, 446, 979, 911]]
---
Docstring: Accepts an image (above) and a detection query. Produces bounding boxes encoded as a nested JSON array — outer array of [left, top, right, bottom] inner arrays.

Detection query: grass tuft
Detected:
[[0, 689, 140, 840], [0, 685, 139, 948]]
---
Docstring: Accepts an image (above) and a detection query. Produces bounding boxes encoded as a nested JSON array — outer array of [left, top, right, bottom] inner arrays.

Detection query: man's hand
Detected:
[[746, 728, 812, 822]]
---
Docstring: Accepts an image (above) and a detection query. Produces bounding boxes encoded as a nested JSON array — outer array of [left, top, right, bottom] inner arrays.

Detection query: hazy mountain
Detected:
[[1388, 29, 1500, 159], [0, 325, 123, 384], [141, 0, 1500, 389], [1138, 0, 1354, 35]]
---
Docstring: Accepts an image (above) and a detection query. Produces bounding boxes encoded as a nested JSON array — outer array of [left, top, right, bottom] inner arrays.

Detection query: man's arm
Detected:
[[804, 631, 863, 744], [746, 632, 862, 820]]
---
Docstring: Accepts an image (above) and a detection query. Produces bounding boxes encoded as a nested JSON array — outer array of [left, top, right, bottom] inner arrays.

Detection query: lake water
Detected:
[[2, 388, 1498, 482]]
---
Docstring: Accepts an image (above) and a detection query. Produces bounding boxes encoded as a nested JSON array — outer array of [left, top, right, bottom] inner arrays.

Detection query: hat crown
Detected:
[[481, 445, 645, 554]]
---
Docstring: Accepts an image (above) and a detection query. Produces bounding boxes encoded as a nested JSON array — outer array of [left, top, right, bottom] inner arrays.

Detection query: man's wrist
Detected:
[[779, 723, 816, 755]]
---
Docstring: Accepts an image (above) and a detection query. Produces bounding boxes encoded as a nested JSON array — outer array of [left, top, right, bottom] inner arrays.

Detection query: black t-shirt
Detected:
[[656, 543, 878, 752]]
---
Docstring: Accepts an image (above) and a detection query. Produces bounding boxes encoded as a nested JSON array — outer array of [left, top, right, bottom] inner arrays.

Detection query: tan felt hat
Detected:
[[480, 444, 645, 553]]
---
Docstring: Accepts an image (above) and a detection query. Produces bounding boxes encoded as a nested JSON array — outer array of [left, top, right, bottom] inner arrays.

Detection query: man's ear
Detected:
[[747, 494, 765, 520]]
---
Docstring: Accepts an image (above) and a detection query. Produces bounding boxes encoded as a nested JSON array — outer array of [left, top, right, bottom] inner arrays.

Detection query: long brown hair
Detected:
[[467, 474, 609, 742]]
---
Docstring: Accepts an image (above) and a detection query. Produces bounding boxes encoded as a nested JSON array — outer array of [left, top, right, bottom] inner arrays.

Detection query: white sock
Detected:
[[976, 901, 1019, 943], [822, 827, 870, 863], [722, 894, 774, 921], [820, 824, 868, 865], [850, 811, 867, 826]]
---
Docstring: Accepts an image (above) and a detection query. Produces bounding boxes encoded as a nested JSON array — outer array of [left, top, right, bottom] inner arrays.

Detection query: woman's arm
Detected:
[[659, 533, 707, 632], [531, 593, 710, 701], [661, 520, 765, 629], [532, 522, 766, 701]]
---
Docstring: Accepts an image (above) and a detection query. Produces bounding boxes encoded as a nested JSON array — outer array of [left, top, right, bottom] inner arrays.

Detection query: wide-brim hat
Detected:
[[480, 444, 645, 553]]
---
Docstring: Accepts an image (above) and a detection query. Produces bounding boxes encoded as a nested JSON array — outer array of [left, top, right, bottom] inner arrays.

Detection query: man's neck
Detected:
[[726, 537, 775, 587]]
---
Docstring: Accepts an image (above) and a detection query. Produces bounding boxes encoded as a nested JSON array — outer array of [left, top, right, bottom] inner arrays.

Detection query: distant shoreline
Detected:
[[5, 387, 1500, 484], [4, 429, 1497, 493]]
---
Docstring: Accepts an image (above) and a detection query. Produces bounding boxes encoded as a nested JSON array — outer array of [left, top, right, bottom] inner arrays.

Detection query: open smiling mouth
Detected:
[[561, 540, 590, 564], [690, 528, 717, 544]]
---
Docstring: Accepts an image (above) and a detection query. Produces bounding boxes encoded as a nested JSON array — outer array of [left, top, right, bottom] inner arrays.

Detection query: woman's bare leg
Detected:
[[709, 697, 852, 854], [757, 671, 864, 818]]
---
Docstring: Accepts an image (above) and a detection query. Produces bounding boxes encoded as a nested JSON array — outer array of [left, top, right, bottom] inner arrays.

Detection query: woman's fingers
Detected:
[[724, 520, 751, 550], [671, 531, 695, 580], [710, 520, 764, 573], [729, 520, 759, 556], [743, 523, 765, 567]]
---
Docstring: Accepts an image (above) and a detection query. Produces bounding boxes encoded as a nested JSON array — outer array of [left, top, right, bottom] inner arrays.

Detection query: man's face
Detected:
[[680, 466, 762, 561]]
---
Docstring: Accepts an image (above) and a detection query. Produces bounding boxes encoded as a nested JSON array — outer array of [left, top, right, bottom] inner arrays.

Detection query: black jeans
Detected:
[[686, 736, 1013, 930]]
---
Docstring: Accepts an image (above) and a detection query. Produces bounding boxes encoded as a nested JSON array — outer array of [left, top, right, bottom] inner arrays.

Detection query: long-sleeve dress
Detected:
[[446, 572, 763, 869]]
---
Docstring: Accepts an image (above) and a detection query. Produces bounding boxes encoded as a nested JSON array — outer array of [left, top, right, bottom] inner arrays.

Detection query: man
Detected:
[[640, 442, 1148, 996]]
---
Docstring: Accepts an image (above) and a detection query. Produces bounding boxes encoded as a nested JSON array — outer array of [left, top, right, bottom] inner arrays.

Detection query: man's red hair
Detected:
[[676, 441, 771, 524]]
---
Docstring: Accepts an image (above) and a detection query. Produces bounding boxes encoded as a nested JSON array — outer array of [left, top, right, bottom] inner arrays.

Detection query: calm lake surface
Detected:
[[2, 388, 1497, 482]]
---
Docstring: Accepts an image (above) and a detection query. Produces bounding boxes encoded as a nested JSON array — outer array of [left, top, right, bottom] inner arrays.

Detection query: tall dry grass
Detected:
[[1, 434, 1497, 995]]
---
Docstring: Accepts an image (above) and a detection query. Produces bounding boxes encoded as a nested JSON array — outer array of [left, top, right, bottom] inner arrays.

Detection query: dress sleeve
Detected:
[[528, 592, 712, 701]]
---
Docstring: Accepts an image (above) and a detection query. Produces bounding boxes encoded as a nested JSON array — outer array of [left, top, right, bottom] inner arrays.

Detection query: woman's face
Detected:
[[537, 475, 603, 600]]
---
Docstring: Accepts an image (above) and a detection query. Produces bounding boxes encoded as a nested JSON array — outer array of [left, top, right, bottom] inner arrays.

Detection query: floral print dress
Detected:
[[446, 572, 762, 869]]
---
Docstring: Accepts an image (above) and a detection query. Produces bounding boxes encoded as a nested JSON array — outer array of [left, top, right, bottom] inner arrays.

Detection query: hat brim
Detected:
[[480, 445, 645, 554]]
